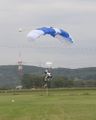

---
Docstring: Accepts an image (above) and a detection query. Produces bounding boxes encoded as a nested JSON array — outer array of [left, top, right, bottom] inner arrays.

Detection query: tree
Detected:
[[22, 74, 44, 88]]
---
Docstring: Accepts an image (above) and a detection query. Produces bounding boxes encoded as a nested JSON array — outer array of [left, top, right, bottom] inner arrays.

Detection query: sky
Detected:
[[0, 0, 96, 68]]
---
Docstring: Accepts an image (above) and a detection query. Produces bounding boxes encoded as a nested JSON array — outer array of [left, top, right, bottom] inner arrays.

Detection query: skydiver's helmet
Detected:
[[47, 72, 52, 79]]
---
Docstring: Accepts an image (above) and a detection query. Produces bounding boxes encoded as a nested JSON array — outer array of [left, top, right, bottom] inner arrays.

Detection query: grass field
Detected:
[[0, 88, 96, 120]]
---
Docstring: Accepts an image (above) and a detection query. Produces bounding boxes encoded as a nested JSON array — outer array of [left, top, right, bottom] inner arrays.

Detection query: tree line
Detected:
[[21, 74, 96, 89]]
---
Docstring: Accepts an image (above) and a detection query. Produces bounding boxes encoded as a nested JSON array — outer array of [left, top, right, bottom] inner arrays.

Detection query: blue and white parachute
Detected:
[[27, 26, 74, 43]]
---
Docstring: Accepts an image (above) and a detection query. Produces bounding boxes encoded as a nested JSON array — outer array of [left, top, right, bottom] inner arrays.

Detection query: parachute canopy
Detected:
[[27, 26, 74, 43]]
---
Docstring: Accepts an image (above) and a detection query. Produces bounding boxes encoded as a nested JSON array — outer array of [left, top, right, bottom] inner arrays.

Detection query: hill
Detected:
[[0, 65, 96, 88]]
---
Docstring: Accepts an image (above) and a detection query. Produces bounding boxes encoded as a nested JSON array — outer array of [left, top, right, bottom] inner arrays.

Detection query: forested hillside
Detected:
[[0, 65, 96, 88]]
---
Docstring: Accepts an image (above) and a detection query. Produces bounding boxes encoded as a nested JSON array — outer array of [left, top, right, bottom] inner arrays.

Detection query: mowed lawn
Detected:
[[0, 89, 96, 120]]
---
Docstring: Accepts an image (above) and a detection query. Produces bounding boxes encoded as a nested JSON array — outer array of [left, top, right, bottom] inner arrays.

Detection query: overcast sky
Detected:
[[0, 0, 96, 68]]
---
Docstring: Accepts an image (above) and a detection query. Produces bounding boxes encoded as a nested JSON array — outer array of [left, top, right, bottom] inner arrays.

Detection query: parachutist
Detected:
[[44, 69, 52, 88]]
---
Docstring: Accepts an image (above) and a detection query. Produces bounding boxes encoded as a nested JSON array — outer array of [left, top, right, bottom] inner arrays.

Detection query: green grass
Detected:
[[0, 88, 96, 120]]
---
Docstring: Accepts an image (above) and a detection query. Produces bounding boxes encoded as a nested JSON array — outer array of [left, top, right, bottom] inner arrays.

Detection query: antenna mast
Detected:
[[18, 52, 23, 82]]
